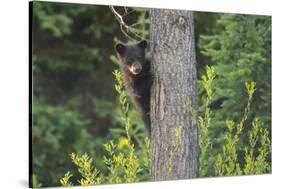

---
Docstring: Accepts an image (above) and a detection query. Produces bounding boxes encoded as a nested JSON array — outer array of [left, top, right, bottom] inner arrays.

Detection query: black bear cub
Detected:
[[115, 40, 152, 134]]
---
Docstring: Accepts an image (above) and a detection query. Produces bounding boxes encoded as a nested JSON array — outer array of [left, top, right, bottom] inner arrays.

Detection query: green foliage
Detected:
[[71, 153, 102, 185], [60, 153, 102, 187], [113, 70, 132, 143], [33, 1, 115, 72], [198, 67, 271, 177], [59, 66, 152, 186], [215, 118, 243, 176], [197, 13, 271, 177], [60, 172, 74, 187], [198, 66, 216, 176], [111, 69, 149, 143], [199, 13, 271, 130], [32, 98, 100, 185], [243, 118, 271, 174], [104, 141, 142, 183], [30, 174, 42, 188], [92, 97, 147, 147], [33, 2, 73, 37], [111, 67, 151, 181], [214, 117, 271, 176], [60, 140, 149, 186], [142, 137, 152, 177], [31, 2, 271, 186], [31, 2, 139, 186]]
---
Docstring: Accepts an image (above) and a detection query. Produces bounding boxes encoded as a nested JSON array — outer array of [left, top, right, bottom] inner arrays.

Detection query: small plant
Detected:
[[198, 66, 271, 177], [198, 66, 216, 177], [113, 70, 132, 144], [59, 68, 151, 186], [142, 137, 152, 175], [60, 172, 74, 187], [215, 81, 255, 176], [103, 140, 142, 183], [59, 65, 271, 185], [60, 153, 102, 186], [243, 118, 271, 174]]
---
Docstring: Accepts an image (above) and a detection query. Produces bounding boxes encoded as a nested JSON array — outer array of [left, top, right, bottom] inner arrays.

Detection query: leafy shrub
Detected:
[[199, 14, 271, 148], [198, 66, 271, 177], [59, 69, 152, 186], [32, 98, 100, 186], [60, 66, 271, 187]]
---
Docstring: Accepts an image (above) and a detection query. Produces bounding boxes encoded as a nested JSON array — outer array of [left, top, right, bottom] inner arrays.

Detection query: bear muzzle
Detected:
[[129, 62, 142, 75]]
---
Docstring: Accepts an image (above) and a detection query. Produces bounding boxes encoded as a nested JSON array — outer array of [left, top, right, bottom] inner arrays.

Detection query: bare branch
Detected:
[[122, 9, 136, 17], [109, 6, 149, 41], [123, 7, 128, 16]]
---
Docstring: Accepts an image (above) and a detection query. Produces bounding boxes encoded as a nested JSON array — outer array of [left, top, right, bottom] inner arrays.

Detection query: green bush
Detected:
[[32, 98, 101, 186], [59, 69, 151, 186], [59, 66, 271, 187], [198, 66, 271, 177], [199, 13, 271, 145]]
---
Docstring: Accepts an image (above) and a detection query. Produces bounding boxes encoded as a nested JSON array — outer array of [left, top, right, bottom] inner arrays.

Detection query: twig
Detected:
[[109, 6, 149, 41], [122, 9, 136, 17]]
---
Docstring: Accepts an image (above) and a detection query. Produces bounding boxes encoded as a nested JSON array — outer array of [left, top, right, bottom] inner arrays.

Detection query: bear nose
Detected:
[[135, 67, 141, 73], [131, 62, 142, 73]]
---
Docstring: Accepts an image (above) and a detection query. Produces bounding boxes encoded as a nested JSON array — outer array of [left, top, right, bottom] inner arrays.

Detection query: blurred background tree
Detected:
[[197, 13, 271, 176], [32, 2, 149, 186], [31, 1, 271, 186]]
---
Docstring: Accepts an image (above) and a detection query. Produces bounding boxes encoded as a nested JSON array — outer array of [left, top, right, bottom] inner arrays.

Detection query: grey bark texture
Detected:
[[150, 9, 198, 181]]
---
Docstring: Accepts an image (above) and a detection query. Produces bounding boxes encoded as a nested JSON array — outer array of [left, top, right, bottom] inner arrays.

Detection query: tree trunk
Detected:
[[150, 8, 198, 181]]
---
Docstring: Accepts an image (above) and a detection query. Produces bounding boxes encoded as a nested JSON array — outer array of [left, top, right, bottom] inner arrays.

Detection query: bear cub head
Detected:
[[115, 40, 147, 76]]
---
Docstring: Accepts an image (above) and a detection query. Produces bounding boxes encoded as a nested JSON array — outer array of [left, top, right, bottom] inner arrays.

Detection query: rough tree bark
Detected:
[[150, 9, 198, 181]]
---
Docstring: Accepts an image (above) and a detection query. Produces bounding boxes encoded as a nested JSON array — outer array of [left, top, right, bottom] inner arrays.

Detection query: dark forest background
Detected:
[[31, 1, 271, 186]]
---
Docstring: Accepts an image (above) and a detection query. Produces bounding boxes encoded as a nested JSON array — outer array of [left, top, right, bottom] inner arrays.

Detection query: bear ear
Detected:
[[138, 40, 147, 49], [115, 43, 126, 54]]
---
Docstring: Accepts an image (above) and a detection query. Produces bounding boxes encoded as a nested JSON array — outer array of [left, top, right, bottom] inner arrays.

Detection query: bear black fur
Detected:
[[115, 40, 152, 134]]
